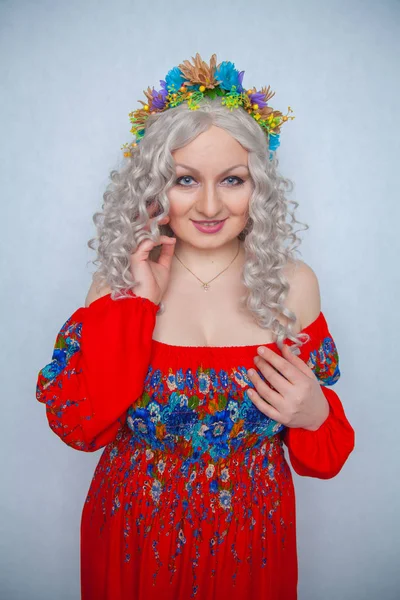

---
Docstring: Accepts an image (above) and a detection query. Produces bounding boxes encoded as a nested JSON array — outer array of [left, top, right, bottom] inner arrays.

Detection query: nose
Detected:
[[196, 181, 224, 218]]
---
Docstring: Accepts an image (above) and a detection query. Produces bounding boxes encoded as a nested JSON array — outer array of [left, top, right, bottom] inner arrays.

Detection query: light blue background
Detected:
[[1, 0, 399, 598]]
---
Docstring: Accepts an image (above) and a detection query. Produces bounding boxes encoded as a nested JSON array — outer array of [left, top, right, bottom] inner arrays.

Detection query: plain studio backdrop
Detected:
[[1, 0, 399, 599]]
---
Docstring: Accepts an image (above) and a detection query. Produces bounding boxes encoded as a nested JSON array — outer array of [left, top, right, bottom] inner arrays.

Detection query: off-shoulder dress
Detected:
[[36, 292, 355, 600]]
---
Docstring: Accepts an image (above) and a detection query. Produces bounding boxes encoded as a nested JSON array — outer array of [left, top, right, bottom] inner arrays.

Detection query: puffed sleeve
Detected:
[[36, 292, 159, 452], [282, 312, 355, 479]]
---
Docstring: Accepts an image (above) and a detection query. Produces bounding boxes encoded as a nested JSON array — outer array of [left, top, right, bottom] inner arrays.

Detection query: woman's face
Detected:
[[166, 125, 253, 248]]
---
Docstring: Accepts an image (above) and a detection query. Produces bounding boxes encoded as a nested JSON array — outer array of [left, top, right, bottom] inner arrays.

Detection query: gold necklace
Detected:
[[173, 239, 241, 291]]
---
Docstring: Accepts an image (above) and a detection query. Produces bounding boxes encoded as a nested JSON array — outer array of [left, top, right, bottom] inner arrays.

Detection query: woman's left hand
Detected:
[[247, 344, 330, 431]]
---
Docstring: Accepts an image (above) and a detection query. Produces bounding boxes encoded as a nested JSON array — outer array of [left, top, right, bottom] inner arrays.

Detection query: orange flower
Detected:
[[178, 53, 221, 89]]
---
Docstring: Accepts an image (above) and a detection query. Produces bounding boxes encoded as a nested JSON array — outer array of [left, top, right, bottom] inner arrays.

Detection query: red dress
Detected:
[[36, 293, 355, 600]]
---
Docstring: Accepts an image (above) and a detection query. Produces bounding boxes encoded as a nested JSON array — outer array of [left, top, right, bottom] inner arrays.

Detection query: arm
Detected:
[[36, 291, 159, 452], [283, 385, 355, 479], [282, 263, 355, 478]]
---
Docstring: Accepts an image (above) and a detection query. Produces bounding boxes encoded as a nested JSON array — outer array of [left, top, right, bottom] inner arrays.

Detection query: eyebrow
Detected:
[[175, 163, 249, 176]]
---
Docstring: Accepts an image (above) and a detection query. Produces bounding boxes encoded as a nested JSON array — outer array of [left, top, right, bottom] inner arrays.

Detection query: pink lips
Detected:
[[191, 219, 227, 234]]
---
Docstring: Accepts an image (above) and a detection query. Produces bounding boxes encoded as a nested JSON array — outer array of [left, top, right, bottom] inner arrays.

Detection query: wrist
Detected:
[[304, 395, 331, 431]]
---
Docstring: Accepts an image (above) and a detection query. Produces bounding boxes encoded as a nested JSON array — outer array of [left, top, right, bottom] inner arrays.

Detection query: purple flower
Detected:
[[151, 86, 168, 110], [248, 91, 268, 108]]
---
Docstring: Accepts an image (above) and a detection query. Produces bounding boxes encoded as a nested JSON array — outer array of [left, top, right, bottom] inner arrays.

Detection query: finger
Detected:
[[131, 235, 175, 264], [247, 387, 282, 423], [253, 356, 292, 398], [131, 238, 157, 262], [281, 343, 317, 380], [256, 345, 305, 385], [249, 365, 285, 411], [156, 236, 177, 270]]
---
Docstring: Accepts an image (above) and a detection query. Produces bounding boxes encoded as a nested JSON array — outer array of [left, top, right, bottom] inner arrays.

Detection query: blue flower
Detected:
[[209, 369, 219, 389], [268, 133, 280, 152], [204, 411, 233, 444], [150, 369, 162, 388], [185, 369, 195, 390], [41, 349, 67, 380], [180, 460, 190, 477], [175, 368, 187, 391], [245, 400, 273, 428], [198, 372, 211, 395], [209, 442, 230, 460], [163, 67, 185, 93], [218, 489, 232, 510], [209, 479, 219, 493], [214, 62, 244, 92], [191, 448, 201, 462], [166, 372, 176, 387], [219, 369, 229, 388], [127, 408, 157, 441], [226, 399, 240, 422], [309, 336, 341, 385], [150, 479, 162, 503], [164, 408, 199, 438], [42, 327, 81, 381]]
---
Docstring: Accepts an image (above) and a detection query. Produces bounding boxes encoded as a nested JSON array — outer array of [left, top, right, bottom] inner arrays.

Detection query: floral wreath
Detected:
[[122, 53, 295, 160]]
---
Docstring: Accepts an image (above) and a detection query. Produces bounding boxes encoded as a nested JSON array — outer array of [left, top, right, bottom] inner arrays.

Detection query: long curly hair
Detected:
[[88, 97, 310, 354]]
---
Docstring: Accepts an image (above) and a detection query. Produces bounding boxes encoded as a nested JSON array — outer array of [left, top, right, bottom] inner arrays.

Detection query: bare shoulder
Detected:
[[285, 259, 321, 330], [84, 274, 112, 307]]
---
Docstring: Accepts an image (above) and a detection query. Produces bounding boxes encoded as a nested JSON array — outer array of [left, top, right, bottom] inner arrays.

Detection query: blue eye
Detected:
[[176, 176, 195, 186], [175, 176, 244, 187], [225, 176, 244, 186]]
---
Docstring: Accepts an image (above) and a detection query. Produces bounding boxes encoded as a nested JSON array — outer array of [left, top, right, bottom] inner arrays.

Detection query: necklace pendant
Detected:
[[203, 283, 210, 291]]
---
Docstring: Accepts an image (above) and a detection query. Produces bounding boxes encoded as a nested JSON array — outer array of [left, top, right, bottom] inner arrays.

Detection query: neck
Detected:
[[172, 237, 245, 282]]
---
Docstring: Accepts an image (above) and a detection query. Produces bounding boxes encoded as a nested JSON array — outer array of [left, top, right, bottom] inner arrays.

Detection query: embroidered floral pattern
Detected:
[[84, 425, 294, 595], [36, 312, 95, 450], [127, 364, 285, 459], [37, 310, 342, 596], [38, 314, 82, 386], [307, 335, 341, 385]]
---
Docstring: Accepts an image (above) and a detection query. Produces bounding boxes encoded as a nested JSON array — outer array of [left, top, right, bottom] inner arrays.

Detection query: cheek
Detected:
[[225, 189, 252, 216], [166, 191, 189, 217], [166, 183, 252, 217]]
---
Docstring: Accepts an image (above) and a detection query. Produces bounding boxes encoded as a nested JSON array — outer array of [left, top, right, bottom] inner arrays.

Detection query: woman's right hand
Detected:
[[129, 211, 176, 306]]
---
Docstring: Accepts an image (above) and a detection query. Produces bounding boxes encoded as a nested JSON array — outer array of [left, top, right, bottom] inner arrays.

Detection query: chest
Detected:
[[152, 282, 301, 347]]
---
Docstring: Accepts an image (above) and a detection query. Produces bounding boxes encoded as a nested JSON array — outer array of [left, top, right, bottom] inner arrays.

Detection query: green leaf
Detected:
[[55, 336, 68, 350], [218, 394, 227, 410], [139, 392, 151, 408], [188, 396, 200, 410]]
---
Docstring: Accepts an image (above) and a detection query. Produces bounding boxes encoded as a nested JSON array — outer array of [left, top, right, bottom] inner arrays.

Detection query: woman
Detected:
[[36, 54, 355, 599]]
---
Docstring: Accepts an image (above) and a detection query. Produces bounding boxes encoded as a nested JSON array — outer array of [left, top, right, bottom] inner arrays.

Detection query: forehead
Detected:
[[172, 125, 248, 169]]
